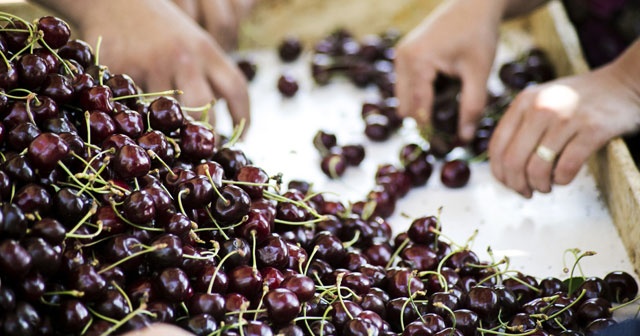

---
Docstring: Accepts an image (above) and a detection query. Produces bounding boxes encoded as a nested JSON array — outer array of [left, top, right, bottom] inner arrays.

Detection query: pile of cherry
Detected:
[[0, 12, 638, 336]]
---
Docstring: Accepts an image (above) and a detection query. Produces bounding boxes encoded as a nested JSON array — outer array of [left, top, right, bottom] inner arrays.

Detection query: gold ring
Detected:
[[535, 145, 557, 163]]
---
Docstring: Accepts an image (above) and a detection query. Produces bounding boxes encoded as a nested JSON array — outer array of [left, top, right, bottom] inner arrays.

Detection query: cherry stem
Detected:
[[101, 303, 150, 336], [565, 249, 596, 294], [334, 273, 354, 320], [65, 199, 98, 236], [87, 306, 119, 325], [207, 251, 240, 295], [223, 118, 246, 149], [204, 168, 226, 203], [98, 244, 166, 274], [108, 199, 164, 232], [341, 230, 360, 249], [203, 207, 230, 240], [42, 289, 84, 298], [112, 89, 183, 102], [112, 280, 133, 312], [303, 245, 320, 276], [418, 270, 449, 293], [385, 237, 411, 269], [252, 285, 270, 321]]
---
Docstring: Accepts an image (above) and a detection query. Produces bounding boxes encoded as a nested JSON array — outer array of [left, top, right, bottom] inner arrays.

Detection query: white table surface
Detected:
[[213, 46, 639, 318]]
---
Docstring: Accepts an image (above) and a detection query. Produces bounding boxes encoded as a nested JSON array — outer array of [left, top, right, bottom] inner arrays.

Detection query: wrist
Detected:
[[609, 40, 640, 100]]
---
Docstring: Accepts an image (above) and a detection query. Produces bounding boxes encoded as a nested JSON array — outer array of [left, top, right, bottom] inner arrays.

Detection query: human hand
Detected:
[[67, 0, 251, 130], [488, 53, 640, 197], [120, 323, 194, 336], [172, 0, 257, 51], [394, 0, 505, 142]]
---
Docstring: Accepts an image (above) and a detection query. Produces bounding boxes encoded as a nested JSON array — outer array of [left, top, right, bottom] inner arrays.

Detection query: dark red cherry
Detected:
[[59, 299, 91, 333], [440, 159, 471, 188], [604, 271, 638, 303], [342, 144, 366, 166], [27, 132, 69, 171], [148, 96, 184, 133], [157, 267, 193, 302], [79, 85, 114, 113], [37, 16, 71, 48], [228, 264, 263, 300], [113, 109, 144, 138], [113, 144, 151, 180], [180, 121, 216, 160], [321, 152, 347, 179], [237, 58, 257, 81], [277, 74, 299, 97], [278, 36, 303, 62], [264, 288, 301, 324], [213, 184, 251, 224], [58, 39, 94, 68], [2, 19, 30, 52], [7, 122, 41, 152]]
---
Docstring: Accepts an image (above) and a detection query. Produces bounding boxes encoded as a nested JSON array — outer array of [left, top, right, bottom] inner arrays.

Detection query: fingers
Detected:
[[457, 62, 490, 142], [199, 0, 238, 51], [173, 62, 218, 124], [488, 93, 529, 187], [171, 0, 198, 20], [394, 48, 437, 127], [206, 56, 251, 132]]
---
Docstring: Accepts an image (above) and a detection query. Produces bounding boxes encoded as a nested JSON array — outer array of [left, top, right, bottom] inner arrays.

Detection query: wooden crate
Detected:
[[1, 0, 638, 275], [241, 0, 640, 275]]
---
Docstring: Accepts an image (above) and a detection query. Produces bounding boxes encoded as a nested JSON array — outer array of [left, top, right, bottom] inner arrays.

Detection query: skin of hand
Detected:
[[120, 323, 195, 336], [172, 0, 257, 52], [33, 0, 251, 130], [488, 40, 640, 198], [394, 0, 506, 143]]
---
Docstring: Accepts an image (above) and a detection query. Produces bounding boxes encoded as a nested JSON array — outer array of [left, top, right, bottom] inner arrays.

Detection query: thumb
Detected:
[[458, 70, 489, 143]]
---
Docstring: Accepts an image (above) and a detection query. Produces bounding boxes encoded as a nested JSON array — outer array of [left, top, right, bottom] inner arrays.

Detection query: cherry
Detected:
[[112, 144, 151, 180], [121, 189, 156, 224], [464, 285, 499, 323], [220, 237, 251, 269], [137, 130, 174, 164], [180, 121, 216, 160], [27, 132, 70, 172], [264, 288, 301, 324], [157, 267, 193, 302], [400, 244, 438, 271], [278, 36, 303, 62], [177, 175, 214, 209], [36, 15, 71, 48], [59, 299, 91, 333], [321, 152, 348, 179], [237, 58, 257, 81], [539, 276, 567, 297], [364, 113, 392, 141], [575, 276, 611, 302], [407, 215, 439, 245], [235, 165, 269, 199], [86, 110, 116, 143], [8, 122, 41, 152], [79, 85, 114, 113], [58, 39, 94, 68], [148, 96, 184, 133], [24, 237, 61, 277], [330, 299, 363, 330], [17, 54, 48, 89], [2, 19, 30, 52], [277, 74, 299, 97], [213, 184, 251, 224], [2, 301, 41, 336], [575, 297, 611, 327], [0, 59, 18, 90], [212, 147, 249, 179], [503, 273, 539, 305], [112, 109, 144, 138], [440, 159, 471, 188], [13, 183, 52, 216], [603, 271, 638, 303], [498, 61, 532, 90], [256, 234, 289, 269], [228, 264, 263, 300], [341, 144, 366, 166], [178, 313, 217, 335]]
